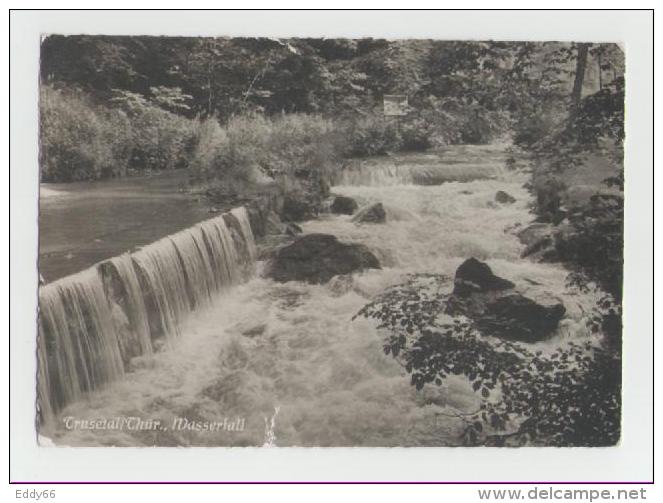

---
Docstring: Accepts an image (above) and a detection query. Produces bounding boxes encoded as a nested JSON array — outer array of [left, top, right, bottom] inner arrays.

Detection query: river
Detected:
[[40, 144, 601, 447], [40, 171, 210, 282]]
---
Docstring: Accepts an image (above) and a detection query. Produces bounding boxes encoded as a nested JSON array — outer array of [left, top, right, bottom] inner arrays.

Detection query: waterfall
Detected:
[[339, 163, 415, 186], [338, 157, 501, 186], [230, 207, 257, 262], [37, 268, 125, 421], [37, 207, 257, 426], [105, 254, 153, 357]]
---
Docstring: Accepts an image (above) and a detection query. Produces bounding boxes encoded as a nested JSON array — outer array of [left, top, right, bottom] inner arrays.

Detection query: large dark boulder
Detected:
[[330, 195, 359, 215], [475, 293, 566, 343], [267, 233, 380, 284], [453, 257, 515, 296], [447, 258, 565, 343], [352, 202, 386, 224], [495, 190, 516, 204]]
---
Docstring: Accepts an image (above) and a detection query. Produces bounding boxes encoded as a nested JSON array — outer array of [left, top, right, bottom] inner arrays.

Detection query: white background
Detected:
[[5, 4, 656, 500]]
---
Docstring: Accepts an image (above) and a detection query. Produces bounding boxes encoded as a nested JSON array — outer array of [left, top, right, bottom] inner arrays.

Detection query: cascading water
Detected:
[[130, 237, 190, 341], [231, 207, 258, 263], [37, 207, 257, 430], [105, 254, 153, 358], [338, 145, 509, 186], [37, 268, 125, 422], [42, 145, 603, 447]]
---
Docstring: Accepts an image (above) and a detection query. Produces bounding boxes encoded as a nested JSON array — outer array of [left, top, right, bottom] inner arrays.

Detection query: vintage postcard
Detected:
[[8, 9, 654, 490], [35, 34, 626, 449]]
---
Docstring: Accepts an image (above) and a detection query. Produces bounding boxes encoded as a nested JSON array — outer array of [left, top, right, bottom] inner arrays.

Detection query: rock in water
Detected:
[[447, 257, 565, 343], [264, 211, 286, 235], [330, 195, 359, 215], [264, 210, 303, 237], [284, 222, 303, 236], [476, 293, 566, 343], [267, 233, 380, 284], [282, 193, 316, 222], [517, 222, 559, 262], [352, 202, 386, 224], [516, 222, 553, 245], [453, 257, 515, 296], [495, 190, 516, 204]]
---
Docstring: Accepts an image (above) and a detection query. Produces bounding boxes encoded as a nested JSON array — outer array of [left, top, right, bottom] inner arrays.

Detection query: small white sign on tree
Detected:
[[383, 95, 408, 116]]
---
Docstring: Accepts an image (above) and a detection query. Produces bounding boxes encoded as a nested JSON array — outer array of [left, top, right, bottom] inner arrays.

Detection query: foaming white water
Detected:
[[50, 273, 478, 447], [37, 208, 256, 430], [338, 145, 511, 186], [46, 146, 601, 447], [339, 162, 501, 186]]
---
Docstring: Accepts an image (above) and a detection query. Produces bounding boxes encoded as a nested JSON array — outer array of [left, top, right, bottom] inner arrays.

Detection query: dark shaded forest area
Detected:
[[40, 37, 622, 179]]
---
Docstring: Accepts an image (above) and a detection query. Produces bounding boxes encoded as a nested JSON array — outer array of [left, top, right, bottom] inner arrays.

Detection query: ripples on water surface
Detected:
[[39, 171, 211, 282]]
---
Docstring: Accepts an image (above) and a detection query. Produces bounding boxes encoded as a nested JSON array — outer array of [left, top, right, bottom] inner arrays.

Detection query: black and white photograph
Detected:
[[33, 31, 629, 449]]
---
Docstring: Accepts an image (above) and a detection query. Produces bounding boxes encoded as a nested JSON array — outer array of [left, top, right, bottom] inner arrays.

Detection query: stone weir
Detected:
[[36, 206, 259, 426]]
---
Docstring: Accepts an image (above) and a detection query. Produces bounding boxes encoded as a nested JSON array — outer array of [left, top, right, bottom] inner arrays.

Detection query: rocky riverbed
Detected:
[[44, 144, 605, 447]]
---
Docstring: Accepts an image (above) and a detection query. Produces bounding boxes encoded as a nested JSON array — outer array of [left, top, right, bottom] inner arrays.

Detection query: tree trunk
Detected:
[[207, 74, 213, 117], [571, 43, 590, 107]]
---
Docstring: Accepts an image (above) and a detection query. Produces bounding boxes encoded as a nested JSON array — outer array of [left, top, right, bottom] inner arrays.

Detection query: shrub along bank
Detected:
[[39, 83, 509, 184], [525, 77, 624, 303]]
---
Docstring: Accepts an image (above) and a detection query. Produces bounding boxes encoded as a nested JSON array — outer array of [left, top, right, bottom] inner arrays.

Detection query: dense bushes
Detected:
[[356, 274, 621, 446], [41, 78, 514, 184], [190, 107, 505, 193], [40, 86, 132, 182], [108, 89, 199, 174], [189, 116, 268, 190], [512, 102, 568, 148], [342, 115, 403, 157], [265, 114, 344, 182], [340, 101, 507, 158], [341, 113, 439, 157], [527, 80, 624, 300], [417, 97, 510, 146], [557, 192, 624, 301], [111, 90, 199, 173], [189, 113, 343, 192], [40, 85, 200, 182]]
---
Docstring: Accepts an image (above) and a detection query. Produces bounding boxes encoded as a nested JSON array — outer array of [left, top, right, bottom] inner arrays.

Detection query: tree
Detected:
[[571, 43, 590, 107], [590, 44, 625, 92], [40, 35, 145, 99], [355, 274, 621, 446]]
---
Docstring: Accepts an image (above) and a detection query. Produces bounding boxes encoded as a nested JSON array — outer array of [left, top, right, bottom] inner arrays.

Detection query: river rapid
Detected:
[[44, 144, 602, 447]]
